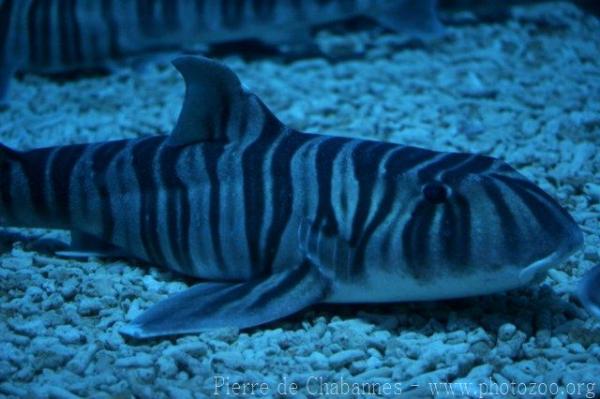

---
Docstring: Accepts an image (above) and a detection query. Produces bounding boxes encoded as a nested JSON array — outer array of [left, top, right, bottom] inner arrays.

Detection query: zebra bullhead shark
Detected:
[[0, 0, 442, 104], [0, 56, 584, 339]]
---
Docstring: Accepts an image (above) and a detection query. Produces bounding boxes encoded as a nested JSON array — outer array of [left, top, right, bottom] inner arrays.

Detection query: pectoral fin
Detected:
[[119, 260, 331, 339], [55, 231, 126, 259]]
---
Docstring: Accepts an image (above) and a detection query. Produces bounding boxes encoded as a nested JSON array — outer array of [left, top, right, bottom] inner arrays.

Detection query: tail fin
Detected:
[[373, 0, 444, 39]]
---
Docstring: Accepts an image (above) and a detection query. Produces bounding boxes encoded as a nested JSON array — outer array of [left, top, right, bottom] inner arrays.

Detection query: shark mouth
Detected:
[[519, 221, 584, 286], [518, 251, 566, 285], [519, 239, 582, 285]]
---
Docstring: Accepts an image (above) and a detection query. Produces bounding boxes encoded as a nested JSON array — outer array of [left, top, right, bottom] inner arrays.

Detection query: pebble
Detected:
[[211, 351, 245, 369], [115, 353, 155, 368], [77, 298, 103, 316], [163, 341, 208, 357], [66, 343, 98, 375], [124, 299, 144, 321], [60, 278, 79, 300], [38, 385, 80, 399], [355, 367, 393, 380], [0, 383, 27, 397], [2, 252, 33, 269], [25, 287, 45, 302], [30, 337, 75, 369], [8, 318, 46, 338], [503, 329, 528, 355], [468, 327, 492, 344], [0, 361, 16, 380], [329, 349, 366, 369], [584, 183, 600, 202], [55, 325, 84, 345], [498, 323, 517, 341], [157, 355, 179, 378], [0, 342, 22, 364], [467, 364, 494, 380], [165, 386, 194, 399], [307, 351, 329, 370], [42, 293, 65, 310]]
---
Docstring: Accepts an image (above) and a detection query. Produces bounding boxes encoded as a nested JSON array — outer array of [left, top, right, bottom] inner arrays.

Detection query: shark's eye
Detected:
[[422, 182, 449, 204]]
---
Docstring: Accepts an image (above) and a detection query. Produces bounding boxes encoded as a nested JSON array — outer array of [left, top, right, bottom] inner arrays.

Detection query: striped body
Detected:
[[0, 0, 441, 101], [0, 56, 583, 338], [0, 112, 583, 300]]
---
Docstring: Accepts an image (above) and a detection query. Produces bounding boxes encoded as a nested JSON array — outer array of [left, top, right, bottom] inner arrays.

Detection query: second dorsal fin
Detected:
[[168, 56, 283, 146]]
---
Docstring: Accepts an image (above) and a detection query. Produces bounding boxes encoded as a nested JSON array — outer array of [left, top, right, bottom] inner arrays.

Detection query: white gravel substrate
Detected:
[[1, 2, 599, 398]]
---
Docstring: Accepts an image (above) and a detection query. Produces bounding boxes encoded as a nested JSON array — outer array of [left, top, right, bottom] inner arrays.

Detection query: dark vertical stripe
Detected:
[[162, 0, 179, 30], [264, 131, 313, 272], [480, 178, 521, 267], [348, 141, 394, 275], [85, 3, 102, 63], [203, 143, 227, 274], [91, 140, 128, 242], [136, 0, 155, 36], [131, 137, 167, 264], [0, 0, 14, 62], [242, 114, 281, 275], [451, 192, 471, 269], [100, 0, 120, 58], [159, 144, 193, 273], [351, 179, 396, 274], [313, 137, 350, 235], [439, 202, 457, 266], [249, 260, 322, 309], [0, 145, 15, 218], [436, 192, 474, 274], [70, 0, 83, 64], [252, 0, 276, 21], [38, 0, 51, 66], [194, 0, 206, 29], [402, 201, 436, 279], [27, 0, 41, 65], [49, 144, 86, 224], [222, 0, 245, 29], [58, 0, 72, 65], [21, 147, 52, 220], [349, 141, 393, 246], [356, 146, 436, 272]]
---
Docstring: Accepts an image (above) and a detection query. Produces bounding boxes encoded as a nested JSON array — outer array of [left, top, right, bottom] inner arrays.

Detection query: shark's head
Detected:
[[370, 147, 583, 298]]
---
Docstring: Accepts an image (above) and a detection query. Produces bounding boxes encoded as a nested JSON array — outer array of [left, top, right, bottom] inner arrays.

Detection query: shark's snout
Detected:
[[485, 168, 584, 285], [518, 219, 583, 285]]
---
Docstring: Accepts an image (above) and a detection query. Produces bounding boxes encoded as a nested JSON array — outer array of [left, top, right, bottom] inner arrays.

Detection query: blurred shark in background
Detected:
[[0, 0, 443, 104], [578, 265, 600, 319]]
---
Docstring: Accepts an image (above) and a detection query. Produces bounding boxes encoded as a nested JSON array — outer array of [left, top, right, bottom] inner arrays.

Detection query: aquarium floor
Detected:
[[1, 2, 599, 398]]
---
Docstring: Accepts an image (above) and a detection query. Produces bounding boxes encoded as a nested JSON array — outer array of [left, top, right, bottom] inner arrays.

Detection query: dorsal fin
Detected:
[[168, 56, 283, 146]]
